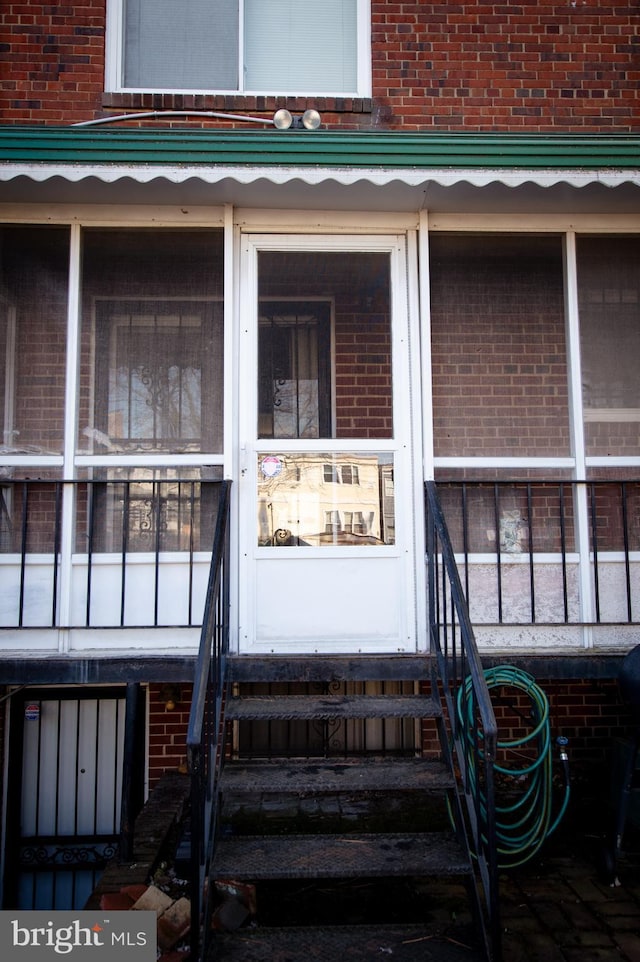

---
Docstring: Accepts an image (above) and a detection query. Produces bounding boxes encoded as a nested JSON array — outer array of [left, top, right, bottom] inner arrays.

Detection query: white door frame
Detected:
[[236, 232, 426, 654]]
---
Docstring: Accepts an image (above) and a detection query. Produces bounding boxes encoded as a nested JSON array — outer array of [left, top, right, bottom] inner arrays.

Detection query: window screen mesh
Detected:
[[79, 229, 224, 456]]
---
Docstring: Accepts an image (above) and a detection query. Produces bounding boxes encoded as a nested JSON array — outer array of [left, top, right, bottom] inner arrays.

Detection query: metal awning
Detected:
[[1, 126, 640, 213]]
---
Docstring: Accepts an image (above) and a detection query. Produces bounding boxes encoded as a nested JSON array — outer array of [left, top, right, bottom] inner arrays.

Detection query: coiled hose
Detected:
[[457, 665, 571, 869]]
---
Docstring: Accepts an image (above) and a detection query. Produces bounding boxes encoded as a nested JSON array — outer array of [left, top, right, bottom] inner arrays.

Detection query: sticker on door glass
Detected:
[[261, 456, 283, 478]]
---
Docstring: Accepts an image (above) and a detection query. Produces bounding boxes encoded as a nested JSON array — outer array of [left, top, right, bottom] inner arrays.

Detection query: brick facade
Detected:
[[0, 0, 639, 869], [1, 2, 639, 130], [148, 684, 191, 789]]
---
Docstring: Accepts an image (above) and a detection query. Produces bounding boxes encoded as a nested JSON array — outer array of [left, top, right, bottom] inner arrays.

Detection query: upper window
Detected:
[[107, 0, 369, 96]]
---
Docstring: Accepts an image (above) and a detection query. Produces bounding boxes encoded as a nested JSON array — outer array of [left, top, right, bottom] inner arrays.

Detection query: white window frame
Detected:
[[105, 0, 372, 98]]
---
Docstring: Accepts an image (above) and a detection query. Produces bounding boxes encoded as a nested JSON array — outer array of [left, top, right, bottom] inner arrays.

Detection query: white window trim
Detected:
[[105, 0, 371, 98]]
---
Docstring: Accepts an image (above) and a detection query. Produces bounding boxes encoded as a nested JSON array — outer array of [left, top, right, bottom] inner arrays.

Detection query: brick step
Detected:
[[212, 832, 471, 880], [219, 756, 454, 795], [225, 693, 440, 721], [210, 924, 484, 961]]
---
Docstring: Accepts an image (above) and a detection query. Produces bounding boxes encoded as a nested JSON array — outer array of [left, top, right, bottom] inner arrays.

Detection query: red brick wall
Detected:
[[420, 677, 634, 780], [1, 2, 638, 131], [147, 683, 191, 789]]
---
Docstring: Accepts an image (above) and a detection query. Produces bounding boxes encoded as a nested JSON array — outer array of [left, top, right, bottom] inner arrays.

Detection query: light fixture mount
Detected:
[[273, 108, 322, 130]]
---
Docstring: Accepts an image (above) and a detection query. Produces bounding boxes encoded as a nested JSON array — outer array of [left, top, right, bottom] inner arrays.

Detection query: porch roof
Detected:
[[1, 126, 640, 213]]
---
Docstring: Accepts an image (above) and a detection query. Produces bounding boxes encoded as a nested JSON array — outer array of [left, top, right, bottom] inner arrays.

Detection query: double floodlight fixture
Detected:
[[273, 108, 322, 130]]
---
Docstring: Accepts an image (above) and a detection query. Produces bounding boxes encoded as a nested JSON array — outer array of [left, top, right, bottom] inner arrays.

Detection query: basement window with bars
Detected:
[[109, 0, 369, 96]]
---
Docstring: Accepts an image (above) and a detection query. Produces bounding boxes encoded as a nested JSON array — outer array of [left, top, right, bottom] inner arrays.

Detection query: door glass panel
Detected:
[[258, 301, 331, 438], [257, 452, 395, 546], [258, 251, 392, 440]]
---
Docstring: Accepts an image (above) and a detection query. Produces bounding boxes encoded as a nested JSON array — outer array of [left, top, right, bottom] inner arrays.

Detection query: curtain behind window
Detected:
[[124, 0, 238, 89], [245, 0, 357, 93]]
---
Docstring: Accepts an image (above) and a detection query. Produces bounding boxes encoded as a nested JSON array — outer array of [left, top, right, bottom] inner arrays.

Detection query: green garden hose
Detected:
[[457, 665, 571, 869]]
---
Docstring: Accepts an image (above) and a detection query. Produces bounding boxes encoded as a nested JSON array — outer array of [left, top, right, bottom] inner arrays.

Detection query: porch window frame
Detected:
[[0, 214, 229, 650], [423, 217, 640, 479], [87, 295, 224, 457], [422, 215, 640, 647]]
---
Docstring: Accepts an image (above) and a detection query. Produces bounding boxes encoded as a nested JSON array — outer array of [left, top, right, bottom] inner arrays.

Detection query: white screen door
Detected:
[[238, 234, 422, 654]]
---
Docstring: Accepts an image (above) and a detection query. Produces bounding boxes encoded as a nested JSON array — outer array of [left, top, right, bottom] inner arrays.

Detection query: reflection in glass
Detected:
[[75, 467, 223, 554], [257, 453, 394, 546]]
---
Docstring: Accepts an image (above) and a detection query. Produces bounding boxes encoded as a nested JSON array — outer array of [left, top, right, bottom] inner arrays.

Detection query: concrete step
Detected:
[[219, 756, 454, 795], [210, 924, 485, 961], [225, 693, 441, 721], [212, 832, 471, 880]]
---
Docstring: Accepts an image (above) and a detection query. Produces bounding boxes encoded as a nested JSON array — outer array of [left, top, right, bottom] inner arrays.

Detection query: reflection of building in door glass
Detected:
[[257, 453, 394, 546]]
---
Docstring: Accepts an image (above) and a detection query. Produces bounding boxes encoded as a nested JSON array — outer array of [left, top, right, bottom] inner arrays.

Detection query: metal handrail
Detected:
[[425, 480, 500, 961], [186, 480, 231, 962]]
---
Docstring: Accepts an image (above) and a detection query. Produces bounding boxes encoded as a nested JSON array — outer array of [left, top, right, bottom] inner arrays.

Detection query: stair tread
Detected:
[[213, 832, 471, 879], [225, 693, 440, 721], [210, 924, 484, 961], [227, 654, 432, 683], [220, 756, 454, 794]]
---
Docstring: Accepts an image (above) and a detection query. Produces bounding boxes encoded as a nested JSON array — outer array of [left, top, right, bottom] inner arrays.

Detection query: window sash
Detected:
[[114, 0, 365, 95]]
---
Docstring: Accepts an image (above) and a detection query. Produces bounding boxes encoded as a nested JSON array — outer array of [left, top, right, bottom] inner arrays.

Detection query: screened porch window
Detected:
[[0, 225, 70, 457], [116, 0, 363, 95], [578, 235, 640, 458], [93, 302, 222, 453], [429, 234, 569, 459], [79, 229, 224, 457]]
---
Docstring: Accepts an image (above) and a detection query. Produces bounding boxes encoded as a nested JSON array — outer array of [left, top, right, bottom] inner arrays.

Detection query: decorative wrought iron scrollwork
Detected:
[[20, 840, 118, 868]]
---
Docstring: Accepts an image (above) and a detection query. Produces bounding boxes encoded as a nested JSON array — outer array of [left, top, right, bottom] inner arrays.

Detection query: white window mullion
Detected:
[[418, 211, 434, 481], [564, 230, 594, 645], [564, 231, 587, 481], [238, 0, 245, 93], [58, 224, 82, 643], [356, 0, 372, 98], [224, 204, 235, 479], [105, 0, 124, 92]]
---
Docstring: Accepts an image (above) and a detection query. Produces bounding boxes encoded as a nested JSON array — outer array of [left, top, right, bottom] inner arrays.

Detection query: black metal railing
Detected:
[[186, 480, 231, 962], [435, 479, 640, 629], [0, 478, 222, 629], [425, 480, 500, 961]]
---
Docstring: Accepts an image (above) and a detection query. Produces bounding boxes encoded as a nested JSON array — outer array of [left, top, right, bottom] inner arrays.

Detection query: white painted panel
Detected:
[[69, 556, 210, 627], [593, 559, 640, 623], [35, 701, 64, 836], [95, 699, 123, 834], [253, 555, 405, 652], [20, 710, 43, 835], [56, 700, 81, 834], [20, 695, 126, 840], [75, 700, 99, 835], [0, 560, 55, 627], [463, 561, 582, 625]]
